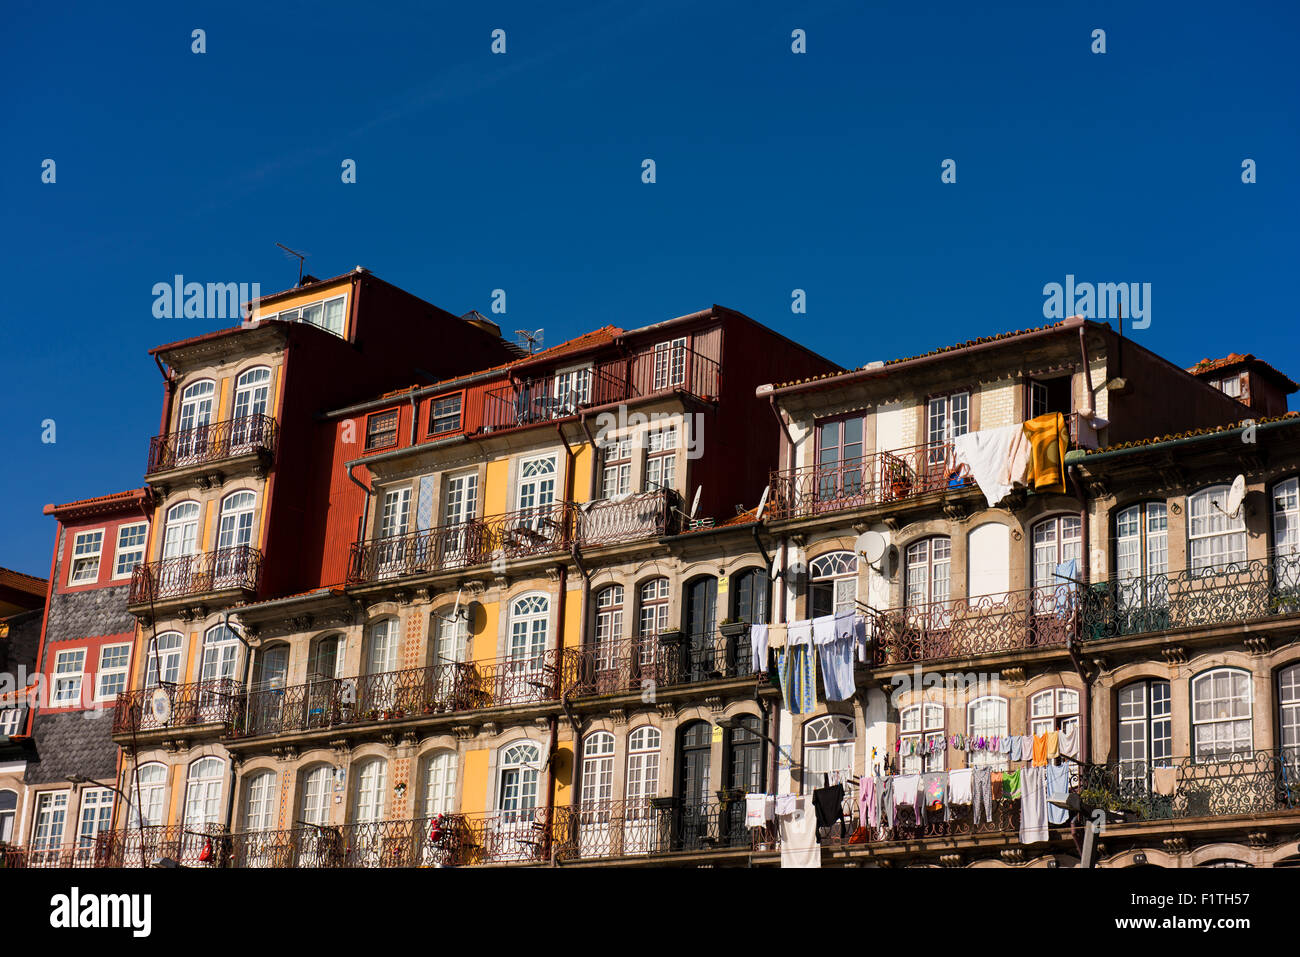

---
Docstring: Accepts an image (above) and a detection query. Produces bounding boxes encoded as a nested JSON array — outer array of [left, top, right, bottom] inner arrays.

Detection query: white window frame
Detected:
[[112, 522, 149, 580], [69, 528, 105, 585], [52, 648, 87, 706], [95, 643, 132, 702], [900, 703, 945, 774], [1028, 688, 1080, 736], [966, 696, 1008, 770], [653, 337, 688, 391], [76, 787, 114, 854], [1188, 486, 1247, 574], [276, 293, 348, 337], [1191, 667, 1253, 763], [0, 708, 22, 736]]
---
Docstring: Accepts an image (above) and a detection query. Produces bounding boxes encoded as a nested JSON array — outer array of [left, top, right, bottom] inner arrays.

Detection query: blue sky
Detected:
[[2, 0, 1297, 576]]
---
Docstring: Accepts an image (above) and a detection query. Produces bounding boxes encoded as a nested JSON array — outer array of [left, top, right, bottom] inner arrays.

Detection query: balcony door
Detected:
[[199, 623, 241, 715], [175, 380, 215, 464], [495, 742, 541, 860], [441, 471, 478, 567], [214, 491, 257, 588], [231, 367, 271, 450], [683, 576, 718, 682], [578, 731, 615, 856], [624, 726, 660, 854], [305, 634, 344, 730], [677, 720, 712, 850], [814, 416, 866, 507], [376, 487, 412, 579], [724, 715, 764, 843], [507, 594, 550, 704], [157, 501, 201, 598], [513, 454, 559, 551]]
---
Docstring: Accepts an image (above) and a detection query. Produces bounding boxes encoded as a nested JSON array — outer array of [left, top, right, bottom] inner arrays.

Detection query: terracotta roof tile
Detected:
[[1080, 412, 1300, 455], [0, 567, 47, 598], [1187, 353, 1299, 391]]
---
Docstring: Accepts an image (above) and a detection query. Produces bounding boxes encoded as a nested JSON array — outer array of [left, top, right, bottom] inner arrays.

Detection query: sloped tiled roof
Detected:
[[1076, 412, 1300, 456], [1187, 353, 1299, 392], [0, 567, 47, 599]]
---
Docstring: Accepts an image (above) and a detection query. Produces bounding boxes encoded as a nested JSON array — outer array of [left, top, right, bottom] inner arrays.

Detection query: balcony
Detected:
[[480, 345, 720, 435], [146, 414, 278, 477], [1080, 553, 1300, 642], [767, 441, 972, 521], [0, 839, 113, 869], [347, 492, 673, 586], [113, 677, 242, 736], [102, 824, 228, 868], [569, 629, 755, 699], [128, 545, 262, 609], [869, 583, 1079, 667], [226, 649, 576, 740], [552, 798, 756, 862]]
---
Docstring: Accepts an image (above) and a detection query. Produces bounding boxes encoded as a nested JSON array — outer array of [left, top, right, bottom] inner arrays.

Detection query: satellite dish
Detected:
[[148, 688, 171, 726], [690, 486, 702, 519], [755, 486, 771, 522], [855, 531, 887, 569], [1225, 474, 1246, 517]]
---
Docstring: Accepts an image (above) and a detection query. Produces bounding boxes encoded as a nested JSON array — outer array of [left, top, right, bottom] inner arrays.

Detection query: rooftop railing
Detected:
[[767, 441, 971, 521], [129, 545, 262, 605], [146, 414, 278, 475]]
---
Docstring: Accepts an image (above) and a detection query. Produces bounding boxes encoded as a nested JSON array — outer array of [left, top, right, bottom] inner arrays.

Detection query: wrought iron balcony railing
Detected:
[[869, 583, 1078, 667], [113, 677, 242, 734], [1076, 750, 1300, 823], [1080, 552, 1300, 641], [479, 344, 720, 435], [128, 545, 262, 605], [767, 441, 972, 521], [101, 824, 228, 868], [569, 629, 754, 698], [227, 649, 577, 739], [146, 414, 278, 474], [348, 492, 673, 586], [551, 798, 757, 862], [0, 838, 114, 869]]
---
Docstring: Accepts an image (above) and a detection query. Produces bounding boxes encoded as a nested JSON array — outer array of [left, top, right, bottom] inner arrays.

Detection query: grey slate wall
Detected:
[[23, 711, 118, 784], [44, 584, 134, 642]]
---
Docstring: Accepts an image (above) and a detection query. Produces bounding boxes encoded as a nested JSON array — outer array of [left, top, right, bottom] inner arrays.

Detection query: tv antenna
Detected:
[[514, 328, 544, 354], [276, 243, 309, 285]]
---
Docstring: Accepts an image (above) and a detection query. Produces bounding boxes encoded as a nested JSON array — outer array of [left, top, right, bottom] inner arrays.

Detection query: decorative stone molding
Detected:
[[939, 852, 963, 868], [656, 703, 678, 720], [1243, 634, 1271, 656], [381, 733, 397, 749], [414, 587, 431, 604], [704, 696, 725, 714], [1000, 666, 1026, 684], [1086, 478, 1109, 498], [452, 724, 475, 741], [1162, 837, 1188, 854], [1160, 645, 1188, 665], [329, 738, 350, 757], [1247, 830, 1270, 848], [547, 565, 564, 584], [532, 717, 550, 732], [882, 518, 900, 533], [609, 708, 627, 726], [1089, 656, 1110, 676], [942, 502, 968, 522], [493, 575, 510, 592], [481, 721, 500, 737], [292, 614, 314, 632], [1000, 848, 1024, 865]]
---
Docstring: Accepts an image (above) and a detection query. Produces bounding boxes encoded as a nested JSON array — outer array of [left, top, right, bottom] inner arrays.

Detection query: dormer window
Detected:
[[365, 410, 400, 451], [271, 294, 347, 337]]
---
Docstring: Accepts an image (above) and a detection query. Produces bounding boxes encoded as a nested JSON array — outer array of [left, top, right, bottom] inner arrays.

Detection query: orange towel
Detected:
[[1023, 412, 1069, 493]]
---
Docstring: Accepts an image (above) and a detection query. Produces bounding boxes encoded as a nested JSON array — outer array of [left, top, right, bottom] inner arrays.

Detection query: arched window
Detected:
[[731, 567, 770, 625], [901, 703, 946, 774], [594, 585, 624, 675], [0, 789, 17, 843], [1119, 679, 1172, 788], [1273, 478, 1300, 589], [233, 367, 272, 420], [243, 770, 277, 832], [904, 539, 949, 631], [497, 742, 541, 817], [162, 502, 201, 559], [809, 550, 858, 618], [216, 490, 257, 559], [1188, 486, 1247, 573], [624, 726, 660, 855], [1029, 689, 1079, 736], [725, 714, 764, 796], [509, 594, 549, 663], [431, 611, 467, 669], [366, 619, 399, 675], [420, 751, 458, 818], [580, 731, 616, 808], [145, 631, 184, 689], [299, 765, 333, 826], [130, 763, 168, 828], [184, 757, 226, 829], [252, 644, 289, 691], [1199, 859, 1252, 868], [1278, 663, 1300, 761], [1192, 668, 1253, 762], [1115, 502, 1169, 616], [308, 634, 344, 680], [175, 380, 216, 464], [200, 623, 241, 687], [966, 697, 1008, 770], [803, 716, 855, 788], [351, 758, 387, 824], [637, 578, 670, 669], [1032, 515, 1081, 589]]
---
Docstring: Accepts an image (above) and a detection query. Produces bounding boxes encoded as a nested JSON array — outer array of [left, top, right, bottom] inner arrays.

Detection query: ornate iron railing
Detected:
[[102, 824, 229, 868], [576, 490, 674, 547], [1077, 750, 1300, 822], [146, 414, 278, 474], [569, 629, 755, 698], [129, 545, 262, 604], [0, 837, 115, 868], [482, 366, 630, 431], [113, 677, 242, 734], [549, 798, 756, 861], [348, 504, 575, 584], [1079, 553, 1300, 641], [767, 441, 971, 520], [228, 650, 578, 739], [869, 583, 1078, 666]]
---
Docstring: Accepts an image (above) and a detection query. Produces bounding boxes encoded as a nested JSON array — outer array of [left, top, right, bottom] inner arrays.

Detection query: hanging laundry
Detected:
[[861, 776, 879, 829], [777, 645, 817, 714], [893, 774, 922, 826], [787, 619, 813, 646], [921, 772, 950, 823], [745, 792, 770, 827], [1019, 765, 1050, 844], [778, 796, 821, 868], [1045, 730, 1060, 761], [750, 623, 770, 674], [768, 622, 789, 650], [1000, 735, 1013, 754], [949, 768, 974, 805], [810, 613, 837, 646], [818, 633, 857, 701], [1021, 735, 1034, 758], [775, 793, 797, 816], [1046, 764, 1071, 825], [879, 776, 895, 828], [833, 609, 857, 641], [1032, 733, 1048, 767], [1009, 735, 1023, 762], [1002, 769, 1022, 800], [972, 767, 994, 826], [813, 782, 846, 832], [1003, 426, 1032, 490], [1152, 766, 1177, 796], [953, 423, 1024, 507], [1023, 412, 1069, 493], [1058, 723, 1079, 760]]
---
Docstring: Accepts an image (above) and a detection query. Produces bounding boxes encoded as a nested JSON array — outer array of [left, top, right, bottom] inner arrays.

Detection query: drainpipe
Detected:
[[768, 397, 795, 472], [154, 354, 175, 437], [1067, 464, 1092, 766], [1077, 327, 1096, 417], [409, 392, 419, 445], [221, 756, 240, 863], [348, 463, 373, 544]]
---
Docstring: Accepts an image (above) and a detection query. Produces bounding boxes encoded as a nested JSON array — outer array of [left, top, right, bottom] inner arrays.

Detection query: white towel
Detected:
[[745, 792, 768, 827], [948, 768, 973, 805], [811, 614, 838, 646], [787, 620, 813, 646], [953, 424, 1023, 507], [1019, 765, 1050, 844]]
